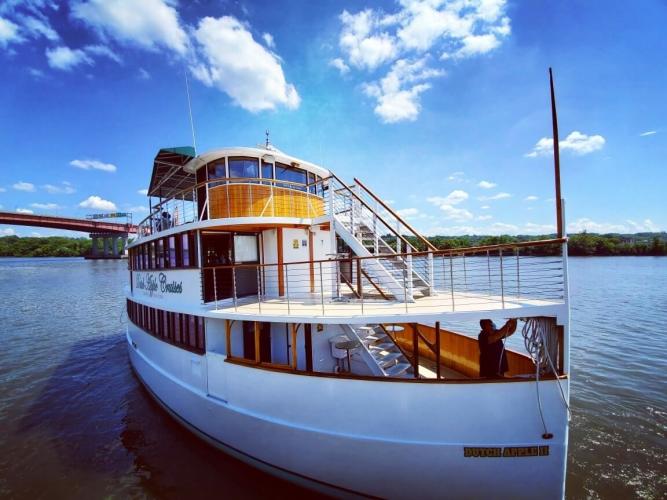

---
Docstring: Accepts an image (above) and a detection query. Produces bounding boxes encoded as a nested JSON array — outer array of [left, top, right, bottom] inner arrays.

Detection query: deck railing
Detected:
[[135, 177, 326, 240], [202, 238, 567, 316]]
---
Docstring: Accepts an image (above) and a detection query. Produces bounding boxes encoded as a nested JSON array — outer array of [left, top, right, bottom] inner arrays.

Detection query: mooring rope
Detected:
[[521, 317, 571, 438]]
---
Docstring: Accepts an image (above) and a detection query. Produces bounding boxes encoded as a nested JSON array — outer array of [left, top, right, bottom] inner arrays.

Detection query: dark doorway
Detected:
[[202, 232, 233, 302], [242, 322, 271, 362], [304, 324, 313, 372], [202, 232, 260, 303]]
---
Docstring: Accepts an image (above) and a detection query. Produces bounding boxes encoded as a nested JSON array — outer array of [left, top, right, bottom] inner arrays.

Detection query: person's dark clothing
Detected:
[[478, 329, 508, 377]]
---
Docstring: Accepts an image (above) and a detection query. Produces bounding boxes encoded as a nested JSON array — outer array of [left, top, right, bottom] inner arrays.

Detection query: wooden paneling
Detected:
[[393, 323, 535, 378], [208, 184, 324, 219], [277, 227, 284, 296]]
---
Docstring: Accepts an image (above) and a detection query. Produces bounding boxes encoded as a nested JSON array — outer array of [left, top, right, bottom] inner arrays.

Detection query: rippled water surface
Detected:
[[0, 257, 665, 499]]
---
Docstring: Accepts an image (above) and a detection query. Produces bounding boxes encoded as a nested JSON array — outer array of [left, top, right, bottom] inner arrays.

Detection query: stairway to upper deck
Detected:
[[344, 325, 413, 378], [327, 175, 437, 302]]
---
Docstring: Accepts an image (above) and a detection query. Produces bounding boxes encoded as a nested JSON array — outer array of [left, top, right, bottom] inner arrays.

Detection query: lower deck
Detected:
[[206, 289, 564, 323], [127, 297, 565, 382]]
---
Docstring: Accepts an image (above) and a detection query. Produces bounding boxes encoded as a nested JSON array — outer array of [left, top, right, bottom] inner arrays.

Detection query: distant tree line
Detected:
[[1, 232, 666, 258], [389, 231, 667, 256], [0, 236, 92, 257]]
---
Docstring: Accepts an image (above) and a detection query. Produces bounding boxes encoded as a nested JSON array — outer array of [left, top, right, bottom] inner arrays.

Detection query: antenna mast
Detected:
[[184, 68, 197, 154], [549, 67, 563, 238]]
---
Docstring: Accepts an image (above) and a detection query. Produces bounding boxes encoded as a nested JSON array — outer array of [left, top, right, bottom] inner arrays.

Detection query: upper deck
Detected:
[[128, 145, 569, 323], [135, 146, 329, 241]]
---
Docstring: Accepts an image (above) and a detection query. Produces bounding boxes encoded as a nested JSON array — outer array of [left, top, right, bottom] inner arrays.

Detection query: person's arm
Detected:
[[482, 319, 517, 344]]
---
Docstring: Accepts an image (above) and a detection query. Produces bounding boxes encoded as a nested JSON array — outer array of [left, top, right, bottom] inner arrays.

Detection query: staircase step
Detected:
[[385, 363, 411, 376], [375, 352, 403, 366], [363, 333, 388, 342], [369, 342, 395, 350]]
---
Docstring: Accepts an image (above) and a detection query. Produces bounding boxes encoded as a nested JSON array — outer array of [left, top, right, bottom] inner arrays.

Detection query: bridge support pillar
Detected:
[[91, 236, 99, 257], [88, 232, 129, 260], [120, 235, 128, 256]]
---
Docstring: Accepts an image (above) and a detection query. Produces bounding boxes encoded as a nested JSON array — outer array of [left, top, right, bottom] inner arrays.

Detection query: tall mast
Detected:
[[549, 67, 563, 238]]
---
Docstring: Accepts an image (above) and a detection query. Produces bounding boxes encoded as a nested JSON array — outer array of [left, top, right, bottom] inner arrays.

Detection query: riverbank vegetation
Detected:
[[0, 232, 665, 258]]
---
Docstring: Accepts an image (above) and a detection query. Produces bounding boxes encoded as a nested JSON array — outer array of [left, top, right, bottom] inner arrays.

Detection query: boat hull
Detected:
[[127, 325, 568, 499]]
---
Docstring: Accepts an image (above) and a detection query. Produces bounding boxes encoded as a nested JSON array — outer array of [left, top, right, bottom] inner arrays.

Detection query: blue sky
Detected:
[[0, 0, 665, 237]]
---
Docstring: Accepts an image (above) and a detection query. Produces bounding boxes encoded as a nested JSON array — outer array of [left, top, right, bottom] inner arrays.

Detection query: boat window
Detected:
[[126, 299, 206, 354], [228, 157, 259, 180], [207, 161, 227, 184], [156, 239, 164, 268], [149, 241, 156, 268], [307, 172, 316, 194], [275, 162, 307, 191], [261, 160, 274, 184], [129, 231, 198, 271], [181, 233, 190, 267], [234, 234, 258, 263], [168, 236, 177, 268]]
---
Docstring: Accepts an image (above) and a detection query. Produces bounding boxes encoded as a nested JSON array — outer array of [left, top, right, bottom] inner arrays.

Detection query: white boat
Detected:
[[125, 139, 571, 498]]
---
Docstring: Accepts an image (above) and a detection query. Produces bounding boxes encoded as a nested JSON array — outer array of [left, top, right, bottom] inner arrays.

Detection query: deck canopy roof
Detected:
[[148, 146, 197, 200]]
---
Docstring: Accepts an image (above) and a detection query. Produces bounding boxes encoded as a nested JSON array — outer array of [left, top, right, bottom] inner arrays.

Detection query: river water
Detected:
[[0, 257, 664, 499]]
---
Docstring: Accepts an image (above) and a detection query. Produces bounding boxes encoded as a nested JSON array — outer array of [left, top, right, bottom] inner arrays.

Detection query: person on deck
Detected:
[[478, 318, 518, 378]]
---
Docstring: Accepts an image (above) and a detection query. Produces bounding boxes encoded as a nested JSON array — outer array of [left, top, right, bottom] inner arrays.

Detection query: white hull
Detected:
[[128, 325, 568, 499]]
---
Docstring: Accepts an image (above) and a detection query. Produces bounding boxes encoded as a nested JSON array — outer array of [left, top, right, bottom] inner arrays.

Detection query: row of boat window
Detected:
[[128, 231, 198, 270], [197, 156, 324, 195], [127, 299, 205, 354]]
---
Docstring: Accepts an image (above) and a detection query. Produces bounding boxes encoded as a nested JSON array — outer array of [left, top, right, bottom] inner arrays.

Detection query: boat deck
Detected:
[[206, 290, 564, 323]]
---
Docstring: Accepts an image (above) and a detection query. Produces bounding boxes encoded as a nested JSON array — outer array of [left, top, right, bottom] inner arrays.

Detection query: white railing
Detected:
[[202, 239, 567, 316]]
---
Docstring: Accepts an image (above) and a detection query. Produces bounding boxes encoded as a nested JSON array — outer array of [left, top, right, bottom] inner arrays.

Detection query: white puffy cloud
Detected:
[[262, 32, 275, 48], [85, 44, 122, 63], [456, 33, 500, 57], [524, 195, 538, 202], [639, 130, 656, 137], [567, 218, 660, 234], [137, 188, 148, 195], [190, 16, 300, 112], [362, 57, 443, 123], [30, 202, 61, 210], [16, 208, 34, 214], [46, 46, 93, 70], [1, 228, 17, 236], [427, 190, 473, 221], [43, 182, 76, 194], [526, 131, 606, 157], [0, 17, 23, 47], [339, 9, 398, 70], [329, 57, 350, 75], [476, 214, 492, 221], [397, 207, 420, 218], [71, 0, 188, 55], [478, 192, 511, 201], [18, 14, 58, 41], [79, 195, 117, 211], [333, 1, 510, 122], [13, 181, 35, 192], [447, 171, 465, 182], [70, 159, 117, 172], [477, 180, 496, 189], [127, 205, 148, 213]]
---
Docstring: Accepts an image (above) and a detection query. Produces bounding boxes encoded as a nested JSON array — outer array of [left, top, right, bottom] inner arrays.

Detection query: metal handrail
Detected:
[[328, 172, 416, 252], [353, 177, 437, 251], [137, 176, 326, 229], [202, 237, 567, 272]]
